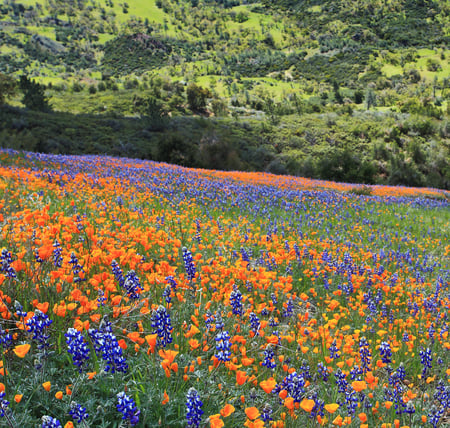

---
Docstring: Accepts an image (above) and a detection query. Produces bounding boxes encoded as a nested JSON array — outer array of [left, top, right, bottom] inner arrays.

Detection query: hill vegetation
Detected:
[[0, 0, 449, 188]]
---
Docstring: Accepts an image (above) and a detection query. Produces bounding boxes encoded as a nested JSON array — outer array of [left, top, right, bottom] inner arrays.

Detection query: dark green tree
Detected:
[[365, 87, 376, 110], [133, 95, 168, 131], [186, 83, 211, 112], [0, 73, 17, 105], [19, 75, 52, 112], [332, 80, 343, 104]]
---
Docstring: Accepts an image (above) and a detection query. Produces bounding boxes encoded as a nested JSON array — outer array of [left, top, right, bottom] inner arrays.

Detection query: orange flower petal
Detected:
[[13, 344, 31, 358], [245, 407, 260, 420]]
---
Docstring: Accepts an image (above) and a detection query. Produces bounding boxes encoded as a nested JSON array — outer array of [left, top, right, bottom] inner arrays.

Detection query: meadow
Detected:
[[0, 149, 448, 427]]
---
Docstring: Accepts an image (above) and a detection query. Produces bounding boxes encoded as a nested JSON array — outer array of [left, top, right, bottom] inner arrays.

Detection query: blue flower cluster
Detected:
[[163, 285, 172, 304], [68, 252, 85, 283], [117, 391, 140, 427], [26, 310, 53, 351], [165, 275, 178, 291], [273, 371, 306, 402], [344, 385, 359, 416], [240, 247, 250, 263], [283, 297, 294, 318], [182, 247, 196, 281], [309, 394, 325, 419], [419, 347, 432, 377], [0, 325, 12, 349], [0, 248, 16, 278], [41, 416, 61, 428], [379, 341, 392, 364], [214, 311, 224, 330], [262, 344, 276, 370], [317, 362, 329, 382], [123, 270, 142, 300], [52, 239, 63, 268], [334, 368, 348, 393], [329, 339, 340, 359], [261, 404, 273, 422], [249, 312, 260, 335], [215, 330, 231, 362], [65, 328, 90, 372], [229, 287, 243, 316], [69, 402, 89, 423], [0, 392, 9, 418], [186, 388, 203, 428], [151, 305, 173, 348], [359, 336, 372, 373], [194, 219, 201, 243], [111, 260, 125, 288], [97, 288, 107, 306], [89, 320, 127, 373]]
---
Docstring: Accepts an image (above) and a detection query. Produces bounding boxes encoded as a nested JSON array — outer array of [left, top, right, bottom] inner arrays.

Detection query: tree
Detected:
[[186, 83, 211, 113], [365, 87, 376, 110], [332, 80, 343, 104], [133, 95, 168, 131], [19, 75, 52, 112], [0, 73, 17, 106]]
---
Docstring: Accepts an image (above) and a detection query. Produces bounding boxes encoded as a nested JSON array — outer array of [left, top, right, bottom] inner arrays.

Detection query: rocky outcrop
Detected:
[[30, 34, 66, 54]]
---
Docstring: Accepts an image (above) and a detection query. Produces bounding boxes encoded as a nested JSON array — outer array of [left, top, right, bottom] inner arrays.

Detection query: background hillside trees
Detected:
[[0, 73, 17, 105]]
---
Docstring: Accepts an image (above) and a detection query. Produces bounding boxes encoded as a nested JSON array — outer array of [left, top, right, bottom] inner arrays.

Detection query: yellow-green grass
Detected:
[[111, 0, 167, 24], [0, 44, 21, 54], [226, 4, 285, 45], [26, 25, 57, 40], [382, 49, 449, 82]]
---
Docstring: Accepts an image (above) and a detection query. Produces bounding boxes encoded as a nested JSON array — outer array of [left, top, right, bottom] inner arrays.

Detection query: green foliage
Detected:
[[186, 83, 211, 112], [19, 75, 52, 112], [0, 72, 17, 105], [0, 0, 448, 189], [133, 95, 169, 131]]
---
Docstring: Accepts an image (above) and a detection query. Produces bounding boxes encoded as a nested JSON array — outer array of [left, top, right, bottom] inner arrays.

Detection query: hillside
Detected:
[[0, 0, 449, 188]]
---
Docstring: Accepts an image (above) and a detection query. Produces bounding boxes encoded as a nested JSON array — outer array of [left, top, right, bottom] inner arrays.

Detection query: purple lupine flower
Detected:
[[117, 391, 140, 426], [41, 416, 62, 428], [273, 371, 306, 402], [317, 362, 329, 382], [26, 309, 52, 351], [151, 305, 173, 348], [69, 402, 89, 423], [52, 239, 63, 268], [379, 341, 392, 364], [186, 388, 203, 428], [111, 259, 125, 288], [261, 404, 273, 422], [427, 405, 444, 428], [89, 321, 127, 374], [359, 336, 371, 373], [0, 249, 16, 278], [229, 287, 243, 316], [215, 330, 231, 362], [163, 285, 172, 304], [419, 347, 432, 377], [0, 392, 9, 418], [65, 328, 90, 372], [329, 339, 340, 359], [334, 368, 348, 393], [262, 344, 276, 369], [249, 312, 260, 335], [123, 270, 142, 299], [182, 247, 196, 281]]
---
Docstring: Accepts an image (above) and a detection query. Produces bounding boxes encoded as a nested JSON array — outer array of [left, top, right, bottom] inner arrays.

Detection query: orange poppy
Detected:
[[13, 344, 31, 358]]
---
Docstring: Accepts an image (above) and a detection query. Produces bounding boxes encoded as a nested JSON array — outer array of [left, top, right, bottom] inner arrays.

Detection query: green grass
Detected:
[[112, 0, 167, 24], [26, 25, 57, 40]]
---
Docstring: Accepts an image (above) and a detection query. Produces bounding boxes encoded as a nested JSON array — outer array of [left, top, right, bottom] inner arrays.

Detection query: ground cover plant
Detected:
[[0, 148, 448, 427]]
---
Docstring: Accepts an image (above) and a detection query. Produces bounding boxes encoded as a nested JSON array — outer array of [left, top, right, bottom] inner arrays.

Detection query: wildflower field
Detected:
[[0, 149, 448, 428]]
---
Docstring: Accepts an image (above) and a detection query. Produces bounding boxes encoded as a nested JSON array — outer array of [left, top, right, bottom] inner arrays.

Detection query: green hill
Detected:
[[0, 0, 448, 188]]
